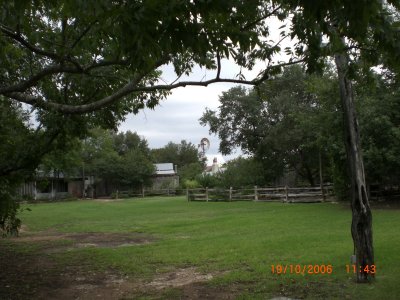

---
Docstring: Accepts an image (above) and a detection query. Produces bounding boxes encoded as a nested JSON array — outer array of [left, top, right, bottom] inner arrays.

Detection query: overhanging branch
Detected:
[[0, 65, 82, 94], [0, 59, 130, 94], [4, 58, 303, 114], [0, 23, 60, 60]]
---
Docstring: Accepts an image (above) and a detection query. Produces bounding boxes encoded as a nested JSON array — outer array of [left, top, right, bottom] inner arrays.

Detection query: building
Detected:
[[151, 163, 179, 189], [204, 157, 224, 175], [18, 170, 85, 200]]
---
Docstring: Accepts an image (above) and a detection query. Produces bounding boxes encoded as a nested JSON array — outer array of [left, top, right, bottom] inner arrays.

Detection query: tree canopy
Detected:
[[201, 65, 340, 186], [1, 0, 400, 280]]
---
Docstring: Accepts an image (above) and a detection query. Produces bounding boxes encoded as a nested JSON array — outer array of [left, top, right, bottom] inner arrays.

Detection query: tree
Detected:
[[151, 141, 200, 167], [219, 157, 267, 188], [0, 1, 281, 224], [1, 0, 399, 281], [200, 66, 338, 186], [0, 1, 284, 114], [273, 0, 400, 282], [82, 129, 154, 195], [151, 140, 204, 183], [357, 72, 400, 185], [0, 98, 33, 235], [179, 163, 204, 183], [113, 131, 151, 157]]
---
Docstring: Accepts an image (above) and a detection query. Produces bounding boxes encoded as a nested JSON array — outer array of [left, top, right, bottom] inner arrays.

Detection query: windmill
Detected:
[[198, 137, 210, 158]]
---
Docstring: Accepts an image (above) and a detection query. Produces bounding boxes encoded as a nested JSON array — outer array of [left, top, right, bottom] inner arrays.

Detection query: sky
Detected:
[[118, 18, 291, 166], [118, 60, 264, 166]]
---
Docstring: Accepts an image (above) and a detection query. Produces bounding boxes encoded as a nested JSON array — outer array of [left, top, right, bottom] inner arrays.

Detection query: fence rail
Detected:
[[115, 188, 186, 199], [186, 186, 334, 203]]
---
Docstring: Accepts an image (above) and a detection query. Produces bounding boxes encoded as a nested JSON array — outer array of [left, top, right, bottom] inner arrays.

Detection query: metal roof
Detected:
[[154, 163, 176, 175]]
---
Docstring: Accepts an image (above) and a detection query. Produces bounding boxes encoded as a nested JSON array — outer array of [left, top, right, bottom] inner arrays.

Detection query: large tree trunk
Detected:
[[334, 51, 374, 282]]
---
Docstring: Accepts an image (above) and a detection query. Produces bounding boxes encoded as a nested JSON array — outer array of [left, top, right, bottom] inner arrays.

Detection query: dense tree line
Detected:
[[201, 65, 400, 198], [40, 132, 204, 195]]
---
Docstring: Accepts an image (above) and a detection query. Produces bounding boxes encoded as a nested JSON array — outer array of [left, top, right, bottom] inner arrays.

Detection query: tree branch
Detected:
[[0, 65, 82, 94], [216, 52, 221, 79], [0, 59, 130, 94], [241, 5, 282, 31], [0, 23, 60, 60], [70, 20, 98, 50], [4, 59, 304, 114]]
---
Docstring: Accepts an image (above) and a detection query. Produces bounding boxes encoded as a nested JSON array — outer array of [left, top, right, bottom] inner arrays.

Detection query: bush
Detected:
[[182, 179, 201, 189], [0, 179, 23, 237], [196, 174, 221, 188]]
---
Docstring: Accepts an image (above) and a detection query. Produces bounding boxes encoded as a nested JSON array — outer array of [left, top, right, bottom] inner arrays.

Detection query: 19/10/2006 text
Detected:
[[271, 264, 333, 275]]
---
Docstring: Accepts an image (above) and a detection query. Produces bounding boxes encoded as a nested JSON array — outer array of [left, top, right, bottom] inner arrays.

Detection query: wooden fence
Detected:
[[186, 186, 335, 203], [115, 188, 186, 199]]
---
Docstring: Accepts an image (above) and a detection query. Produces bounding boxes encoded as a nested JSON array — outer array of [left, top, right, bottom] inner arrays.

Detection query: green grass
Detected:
[[12, 197, 400, 299]]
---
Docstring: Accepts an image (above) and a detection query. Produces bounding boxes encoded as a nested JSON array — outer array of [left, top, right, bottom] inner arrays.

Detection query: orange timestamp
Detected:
[[346, 264, 376, 274], [271, 264, 333, 275]]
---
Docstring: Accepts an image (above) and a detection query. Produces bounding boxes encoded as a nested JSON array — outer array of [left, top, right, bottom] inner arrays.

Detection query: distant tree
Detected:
[[357, 71, 400, 185], [179, 162, 204, 182], [152, 140, 200, 168], [200, 66, 338, 186], [41, 138, 83, 178], [196, 173, 221, 189], [113, 131, 150, 157], [219, 157, 267, 188], [82, 129, 154, 194], [151, 140, 204, 183]]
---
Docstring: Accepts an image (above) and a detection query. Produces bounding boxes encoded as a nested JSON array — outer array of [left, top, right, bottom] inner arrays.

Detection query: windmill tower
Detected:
[[198, 138, 210, 159]]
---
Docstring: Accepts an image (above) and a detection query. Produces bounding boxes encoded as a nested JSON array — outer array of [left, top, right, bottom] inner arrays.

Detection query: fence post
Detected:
[[142, 185, 145, 198], [186, 188, 189, 201], [229, 187, 232, 202], [319, 150, 326, 202], [116, 189, 119, 200], [206, 187, 209, 202], [284, 185, 288, 203], [254, 185, 258, 201]]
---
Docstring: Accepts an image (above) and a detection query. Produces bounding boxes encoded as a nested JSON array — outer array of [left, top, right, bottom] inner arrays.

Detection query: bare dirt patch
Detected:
[[0, 240, 226, 300], [10, 231, 154, 253], [92, 198, 123, 203], [149, 267, 214, 290], [0, 242, 143, 300], [1, 230, 232, 299]]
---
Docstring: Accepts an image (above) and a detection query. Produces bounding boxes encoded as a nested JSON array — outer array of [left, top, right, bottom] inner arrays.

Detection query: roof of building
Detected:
[[154, 163, 176, 175], [36, 170, 66, 179]]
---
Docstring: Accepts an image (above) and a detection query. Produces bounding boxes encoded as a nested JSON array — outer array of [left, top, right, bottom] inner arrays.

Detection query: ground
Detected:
[[1, 197, 400, 299], [0, 230, 236, 299]]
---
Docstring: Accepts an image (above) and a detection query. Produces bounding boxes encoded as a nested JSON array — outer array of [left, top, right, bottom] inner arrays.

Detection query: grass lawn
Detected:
[[1, 197, 400, 299]]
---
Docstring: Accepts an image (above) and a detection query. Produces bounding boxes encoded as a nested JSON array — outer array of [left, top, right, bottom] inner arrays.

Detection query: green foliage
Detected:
[[357, 72, 400, 184], [178, 162, 204, 182], [202, 64, 400, 194], [196, 174, 221, 188], [151, 140, 204, 184], [0, 98, 43, 235], [219, 157, 267, 188], [83, 129, 155, 191], [0, 179, 21, 237], [182, 179, 201, 189], [201, 65, 339, 186], [151, 140, 201, 169]]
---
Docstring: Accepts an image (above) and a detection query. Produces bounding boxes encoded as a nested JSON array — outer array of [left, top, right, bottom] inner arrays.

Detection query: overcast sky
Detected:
[[119, 19, 290, 166], [118, 60, 263, 165]]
